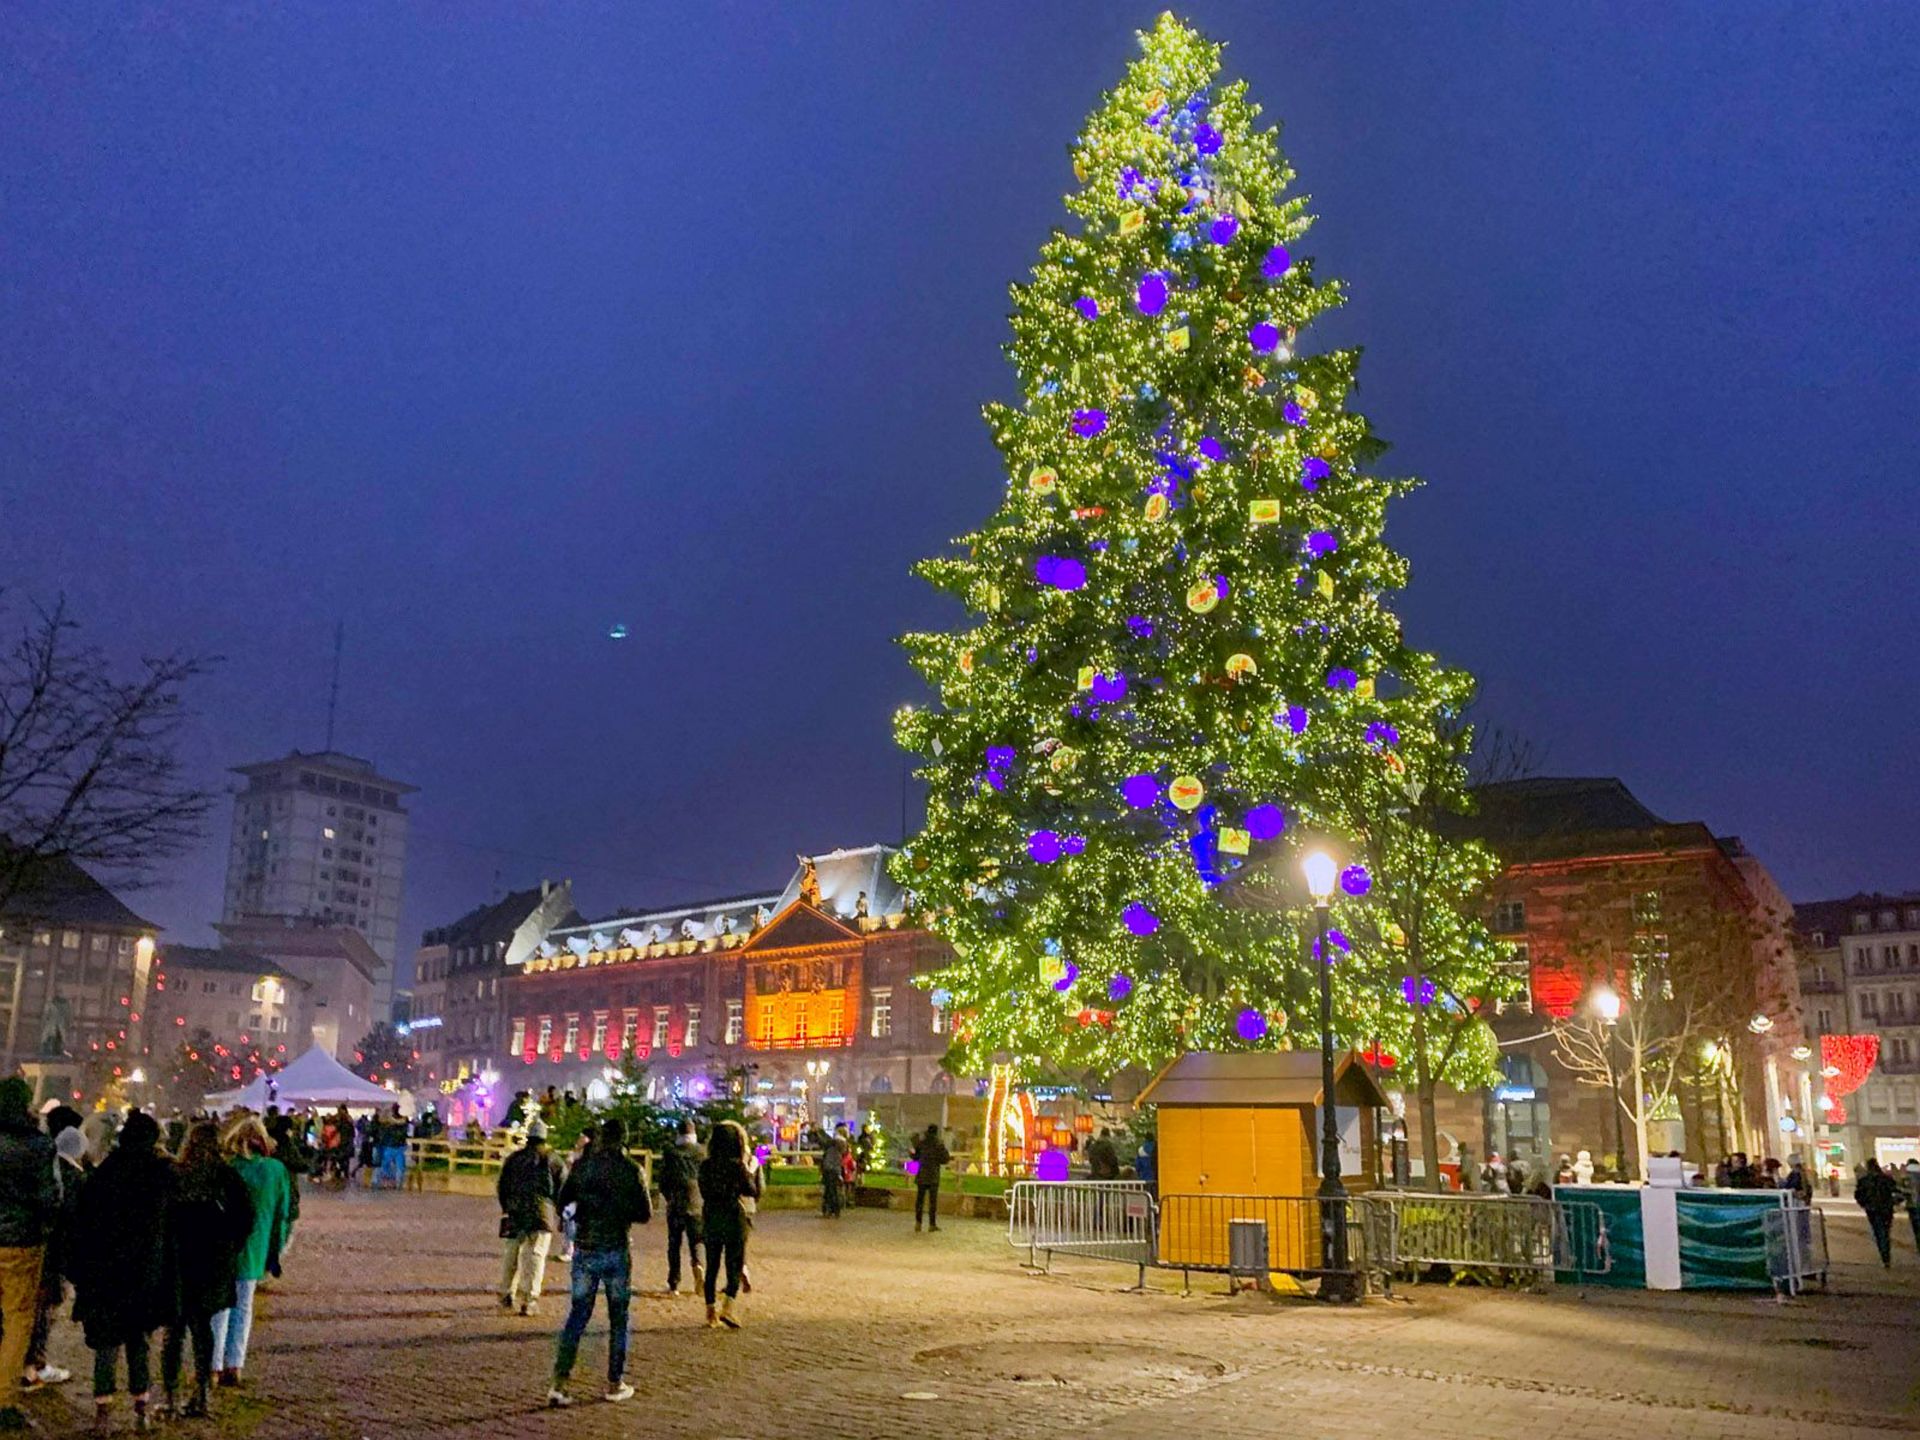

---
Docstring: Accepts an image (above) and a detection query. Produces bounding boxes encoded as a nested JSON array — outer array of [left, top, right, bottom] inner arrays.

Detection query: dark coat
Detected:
[[71, 1147, 177, 1348], [655, 1139, 705, 1216], [910, 1132, 951, 1188], [496, 1143, 565, 1237], [170, 1163, 254, 1321], [0, 1119, 58, 1248], [1855, 1167, 1899, 1220], [1086, 1137, 1121, 1181], [557, 1147, 650, 1253], [698, 1156, 762, 1237]]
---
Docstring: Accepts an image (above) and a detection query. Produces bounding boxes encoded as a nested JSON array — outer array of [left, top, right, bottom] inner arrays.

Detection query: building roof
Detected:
[[546, 891, 785, 955], [1135, 1051, 1389, 1109], [213, 916, 385, 981], [773, 845, 907, 920], [1794, 893, 1920, 944], [1462, 778, 1667, 840], [157, 944, 311, 989], [231, 749, 417, 798], [422, 885, 560, 949], [0, 852, 157, 932]]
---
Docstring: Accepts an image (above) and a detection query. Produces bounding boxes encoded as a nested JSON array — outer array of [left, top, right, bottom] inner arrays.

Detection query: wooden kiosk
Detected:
[[1138, 1050, 1389, 1272]]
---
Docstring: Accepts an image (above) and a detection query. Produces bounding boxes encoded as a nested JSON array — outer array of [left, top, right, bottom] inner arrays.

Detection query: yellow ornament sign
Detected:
[[1218, 827, 1250, 856], [1029, 467, 1058, 495], [1225, 652, 1257, 678], [1166, 326, 1190, 354], [1249, 499, 1280, 525], [959, 648, 975, 676], [1186, 578, 1221, 614], [1144, 493, 1168, 522], [1168, 775, 1205, 811], [1077, 666, 1096, 690], [1316, 570, 1335, 599], [1120, 209, 1146, 236]]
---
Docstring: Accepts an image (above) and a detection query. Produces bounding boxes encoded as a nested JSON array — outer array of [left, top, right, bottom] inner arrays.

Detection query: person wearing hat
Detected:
[[497, 1118, 565, 1316]]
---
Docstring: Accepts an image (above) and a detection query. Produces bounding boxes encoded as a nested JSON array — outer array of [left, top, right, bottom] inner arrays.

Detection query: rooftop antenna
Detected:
[[323, 621, 344, 751]]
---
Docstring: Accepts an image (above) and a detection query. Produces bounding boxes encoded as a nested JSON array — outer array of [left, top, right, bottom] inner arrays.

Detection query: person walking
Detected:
[[1855, 1158, 1899, 1267], [546, 1119, 650, 1408], [1903, 1158, 1920, 1254], [209, 1116, 291, 1387], [910, 1124, 950, 1233], [1133, 1136, 1158, 1195], [655, 1119, 704, 1297], [1783, 1156, 1814, 1206], [25, 1121, 88, 1393], [497, 1118, 564, 1316], [817, 1129, 846, 1219], [375, 1106, 410, 1190], [698, 1121, 761, 1330], [1086, 1128, 1120, 1181], [161, 1122, 252, 1419], [0, 1077, 58, 1429], [70, 1111, 173, 1432]]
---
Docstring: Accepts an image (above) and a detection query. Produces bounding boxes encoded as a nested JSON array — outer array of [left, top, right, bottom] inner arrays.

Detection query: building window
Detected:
[[619, 1009, 638, 1052], [563, 1015, 580, 1051], [652, 1007, 670, 1049], [116, 937, 133, 955], [932, 1001, 947, 1035], [1632, 891, 1662, 926], [1852, 912, 1870, 933], [268, 1015, 286, 1033], [1492, 900, 1525, 933], [759, 999, 774, 1043], [870, 988, 893, 1038], [61, 932, 79, 950], [590, 1012, 608, 1053], [1887, 946, 1902, 967], [536, 1016, 553, 1052], [1815, 1007, 1832, 1031], [248, 1013, 262, 1030], [201, 980, 219, 995], [725, 1000, 743, 1045], [510, 1018, 526, 1054], [1861, 993, 1880, 1019], [794, 1006, 809, 1043], [685, 1005, 701, 1047]]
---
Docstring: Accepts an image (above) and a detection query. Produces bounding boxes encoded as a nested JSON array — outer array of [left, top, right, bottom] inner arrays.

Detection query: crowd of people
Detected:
[[0, 1077, 296, 1432]]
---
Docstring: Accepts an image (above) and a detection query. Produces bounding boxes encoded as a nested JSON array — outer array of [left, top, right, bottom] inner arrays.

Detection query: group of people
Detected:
[[495, 1115, 763, 1408], [0, 1078, 293, 1431]]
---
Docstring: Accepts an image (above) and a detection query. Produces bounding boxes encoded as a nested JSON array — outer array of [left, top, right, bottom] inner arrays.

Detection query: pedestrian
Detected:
[[161, 1122, 252, 1419], [1134, 1136, 1157, 1194], [263, 1110, 307, 1248], [1507, 1159, 1528, 1195], [698, 1120, 761, 1330], [496, 1118, 564, 1316], [545, 1118, 649, 1408], [209, 1115, 291, 1387], [375, 1105, 409, 1190], [1783, 1156, 1814, 1206], [24, 1106, 86, 1393], [70, 1110, 172, 1432], [1481, 1150, 1506, 1194], [655, 1119, 705, 1298], [854, 1122, 877, 1177], [1086, 1128, 1121, 1181], [0, 1078, 58, 1429], [910, 1123, 951, 1233], [817, 1128, 846, 1219], [1903, 1159, 1920, 1254], [1854, 1158, 1899, 1267]]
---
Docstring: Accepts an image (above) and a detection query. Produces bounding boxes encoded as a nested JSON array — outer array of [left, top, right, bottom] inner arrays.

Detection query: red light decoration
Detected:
[[1821, 1034, 1878, 1102], [1358, 1043, 1398, 1070]]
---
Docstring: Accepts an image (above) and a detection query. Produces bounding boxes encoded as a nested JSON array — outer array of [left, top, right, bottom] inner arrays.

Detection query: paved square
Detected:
[[36, 1191, 1920, 1437]]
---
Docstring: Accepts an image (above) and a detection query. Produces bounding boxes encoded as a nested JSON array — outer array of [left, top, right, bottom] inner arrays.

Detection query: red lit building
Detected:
[[1429, 779, 1807, 1180], [504, 847, 956, 1139]]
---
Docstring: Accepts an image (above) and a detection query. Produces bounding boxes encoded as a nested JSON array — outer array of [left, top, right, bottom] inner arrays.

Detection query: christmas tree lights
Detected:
[[895, 14, 1507, 1076]]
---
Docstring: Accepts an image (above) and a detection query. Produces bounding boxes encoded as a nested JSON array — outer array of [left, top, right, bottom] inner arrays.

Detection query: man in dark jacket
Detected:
[[1855, 1159, 1899, 1267], [497, 1119, 565, 1315], [910, 1124, 951, 1233], [547, 1118, 650, 1409], [1086, 1128, 1121, 1181], [0, 1077, 57, 1426], [655, 1119, 704, 1296]]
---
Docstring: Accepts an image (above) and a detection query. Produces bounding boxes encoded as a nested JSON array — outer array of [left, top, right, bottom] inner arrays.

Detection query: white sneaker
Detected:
[[35, 1365, 71, 1385], [519, 1301, 539, 1316], [604, 1383, 634, 1403], [546, 1389, 573, 1409]]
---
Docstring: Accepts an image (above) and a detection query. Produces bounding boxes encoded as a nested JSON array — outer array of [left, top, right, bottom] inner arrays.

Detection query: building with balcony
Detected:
[[1793, 892, 1920, 1167]]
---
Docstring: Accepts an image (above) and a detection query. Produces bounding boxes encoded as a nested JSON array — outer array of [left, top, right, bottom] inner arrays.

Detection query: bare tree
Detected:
[[0, 595, 219, 911]]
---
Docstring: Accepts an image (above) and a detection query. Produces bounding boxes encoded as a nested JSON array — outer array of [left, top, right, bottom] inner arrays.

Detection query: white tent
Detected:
[[204, 1045, 408, 1114]]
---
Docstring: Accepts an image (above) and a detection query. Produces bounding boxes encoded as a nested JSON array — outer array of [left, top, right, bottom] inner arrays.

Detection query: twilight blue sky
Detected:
[[3, 4, 1916, 973]]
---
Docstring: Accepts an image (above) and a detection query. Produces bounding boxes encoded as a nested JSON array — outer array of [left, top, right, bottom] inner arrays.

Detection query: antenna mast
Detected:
[[324, 622, 344, 750]]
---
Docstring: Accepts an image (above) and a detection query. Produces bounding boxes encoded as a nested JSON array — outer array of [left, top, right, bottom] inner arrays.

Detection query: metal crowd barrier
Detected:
[[1367, 1192, 1560, 1287], [1156, 1193, 1378, 1292], [1762, 1204, 1829, 1298], [1006, 1180, 1158, 1287]]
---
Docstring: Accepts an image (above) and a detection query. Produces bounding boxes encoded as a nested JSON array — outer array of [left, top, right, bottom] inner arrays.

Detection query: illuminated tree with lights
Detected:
[[896, 15, 1503, 1077], [352, 1023, 418, 1092]]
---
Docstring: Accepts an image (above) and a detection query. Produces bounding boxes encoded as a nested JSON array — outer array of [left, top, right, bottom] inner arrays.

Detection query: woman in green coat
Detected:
[[210, 1115, 289, 1386]]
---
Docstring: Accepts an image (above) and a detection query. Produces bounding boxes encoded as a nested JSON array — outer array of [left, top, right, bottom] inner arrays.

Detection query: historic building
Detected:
[[504, 847, 953, 1139], [153, 944, 312, 1063], [1793, 893, 1920, 1169], [410, 880, 576, 1088], [1427, 778, 1807, 1181], [211, 915, 383, 1062], [0, 857, 160, 1102]]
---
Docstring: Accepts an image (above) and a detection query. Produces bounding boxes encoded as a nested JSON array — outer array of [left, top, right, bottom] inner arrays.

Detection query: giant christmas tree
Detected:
[[896, 15, 1508, 1080]]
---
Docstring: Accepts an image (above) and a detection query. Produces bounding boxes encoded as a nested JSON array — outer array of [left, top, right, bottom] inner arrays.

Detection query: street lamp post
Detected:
[[1592, 984, 1628, 1180], [1302, 850, 1354, 1302]]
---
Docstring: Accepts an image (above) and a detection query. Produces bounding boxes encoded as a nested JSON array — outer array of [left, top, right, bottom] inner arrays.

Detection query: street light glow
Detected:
[[1591, 985, 1622, 1023], [1301, 850, 1337, 902]]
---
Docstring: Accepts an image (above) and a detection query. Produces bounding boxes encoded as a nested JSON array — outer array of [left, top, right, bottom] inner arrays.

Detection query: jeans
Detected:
[[702, 1224, 746, 1305], [209, 1278, 258, 1372], [377, 1145, 407, 1188], [161, 1317, 215, 1399], [821, 1172, 843, 1217], [915, 1182, 941, 1227], [500, 1232, 553, 1305], [552, 1247, 630, 1387], [91, 1337, 151, 1400], [1867, 1212, 1894, 1265], [0, 1245, 43, 1402], [665, 1208, 703, 1291]]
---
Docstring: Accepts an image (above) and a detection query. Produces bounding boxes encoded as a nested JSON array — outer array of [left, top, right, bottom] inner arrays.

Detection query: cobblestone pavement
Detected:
[[32, 1190, 1920, 1439]]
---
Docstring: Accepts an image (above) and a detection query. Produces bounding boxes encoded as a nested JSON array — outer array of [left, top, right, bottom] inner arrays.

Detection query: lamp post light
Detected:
[[1591, 984, 1629, 1180], [1301, 849, 1354, 1301]]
